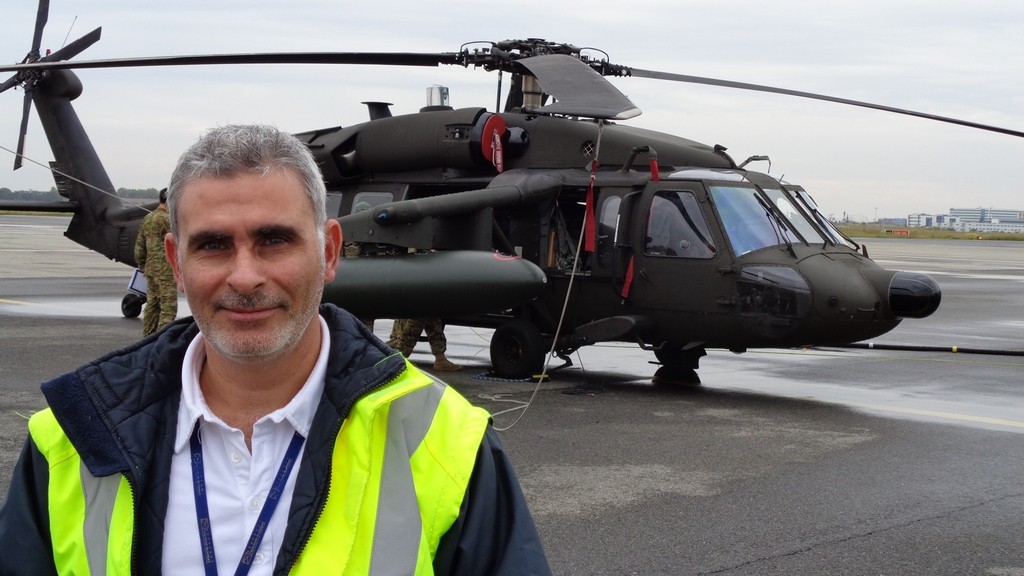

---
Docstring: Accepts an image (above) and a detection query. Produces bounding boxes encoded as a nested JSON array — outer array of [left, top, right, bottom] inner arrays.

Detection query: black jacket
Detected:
[[0, 304, 550, 575]]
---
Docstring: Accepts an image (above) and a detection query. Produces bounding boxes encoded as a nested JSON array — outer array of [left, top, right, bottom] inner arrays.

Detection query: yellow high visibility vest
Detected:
[[29, 362, 489, 575]]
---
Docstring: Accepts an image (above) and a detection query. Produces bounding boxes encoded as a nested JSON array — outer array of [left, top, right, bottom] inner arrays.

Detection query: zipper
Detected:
[[284, 354, 407, 572], [127, 472, 140, 574]]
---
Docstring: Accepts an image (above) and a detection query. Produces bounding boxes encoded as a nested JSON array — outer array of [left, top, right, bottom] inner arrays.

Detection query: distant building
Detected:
[[948, 207, 985, 223], [948, 207, 1024, 223], [908, 207, 1024, 233], [951, 221, 1024, 234], [907, 213, 936, 228], [879, 217, 908, 227]]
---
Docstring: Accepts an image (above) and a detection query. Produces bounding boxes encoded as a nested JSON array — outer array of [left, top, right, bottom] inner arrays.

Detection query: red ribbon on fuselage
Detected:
[[584, 161, 598, 253]]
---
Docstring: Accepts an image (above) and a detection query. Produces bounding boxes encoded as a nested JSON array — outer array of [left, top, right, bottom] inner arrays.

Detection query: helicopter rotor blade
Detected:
[[0, 74, 22, 94], [14, 87, 33, 170], [31, 0, 49, 57], [628, 67, 1024, 139], [43, 27, 102, 63], [519, 55, 641, 120], [0, 51, 463, 74], [2, 25, 1019, 140]]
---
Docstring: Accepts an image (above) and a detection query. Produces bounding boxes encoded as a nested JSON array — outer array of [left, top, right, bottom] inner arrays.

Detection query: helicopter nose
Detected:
[[888, 272, 941, 318]]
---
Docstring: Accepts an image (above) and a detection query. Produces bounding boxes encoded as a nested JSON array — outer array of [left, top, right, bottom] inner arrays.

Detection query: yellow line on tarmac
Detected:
[[0, 297, 30, 305]]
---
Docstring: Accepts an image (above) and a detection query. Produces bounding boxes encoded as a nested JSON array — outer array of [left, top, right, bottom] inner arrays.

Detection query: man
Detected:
[[0, 124, 549, 575], [134, 187, 178, 335]]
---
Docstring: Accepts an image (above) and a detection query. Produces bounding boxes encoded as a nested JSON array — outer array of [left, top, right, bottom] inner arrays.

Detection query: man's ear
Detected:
[[323, 219, 342, 283], [164, 233, 185, 292]]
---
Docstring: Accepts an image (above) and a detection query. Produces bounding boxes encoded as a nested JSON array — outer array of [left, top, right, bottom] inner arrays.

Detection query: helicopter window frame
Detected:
[[595, 195, 622, 268], [642, 190, 717, 260]]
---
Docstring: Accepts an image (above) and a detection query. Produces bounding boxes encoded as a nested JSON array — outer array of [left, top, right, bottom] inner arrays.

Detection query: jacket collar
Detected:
[[41, 304, 406, 479]]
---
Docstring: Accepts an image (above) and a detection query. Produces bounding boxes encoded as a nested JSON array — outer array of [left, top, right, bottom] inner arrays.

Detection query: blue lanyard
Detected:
[[189, 422, 305, 576]]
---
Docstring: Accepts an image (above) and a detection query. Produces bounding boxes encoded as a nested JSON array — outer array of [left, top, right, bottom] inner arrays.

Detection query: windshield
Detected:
[[786, 186, 859, 249], [761, 188, 827, 244], [709, 185, 800, 256]]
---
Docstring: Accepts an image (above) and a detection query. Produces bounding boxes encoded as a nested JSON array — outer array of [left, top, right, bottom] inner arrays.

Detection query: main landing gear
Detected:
[[652, 345, 704, 385], [489, 319, 546, 379]]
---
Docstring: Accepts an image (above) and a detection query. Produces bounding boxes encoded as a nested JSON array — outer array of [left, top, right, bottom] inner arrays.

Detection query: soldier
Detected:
[[134, 187, 177, 335], [389, 318, 462, 372]]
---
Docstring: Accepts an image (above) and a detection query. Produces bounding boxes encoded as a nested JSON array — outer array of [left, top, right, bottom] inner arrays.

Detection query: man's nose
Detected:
[[227, 247, 265, 293]]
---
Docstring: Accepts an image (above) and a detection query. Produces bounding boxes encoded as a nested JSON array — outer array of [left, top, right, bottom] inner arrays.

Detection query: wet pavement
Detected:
[[2, 215, 1023, 574]]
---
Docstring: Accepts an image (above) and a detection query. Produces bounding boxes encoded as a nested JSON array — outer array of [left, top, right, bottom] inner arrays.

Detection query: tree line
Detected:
[[0, 187, 161, 201]]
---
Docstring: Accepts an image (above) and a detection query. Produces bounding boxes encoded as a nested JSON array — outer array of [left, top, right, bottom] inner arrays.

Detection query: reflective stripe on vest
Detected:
[[29, 409, 135, 575], [291, 363, 489, 575], [371, 371, 443, 573]]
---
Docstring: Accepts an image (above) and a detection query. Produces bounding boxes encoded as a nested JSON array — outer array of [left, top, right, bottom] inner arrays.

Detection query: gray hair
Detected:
[[167, 124, 327, 238]]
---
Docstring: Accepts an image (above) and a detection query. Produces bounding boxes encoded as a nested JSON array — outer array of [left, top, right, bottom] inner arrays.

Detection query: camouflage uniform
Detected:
[[389, 318, 461, 371], [134, 205, 177, 336], [389, 318, 447, 357]]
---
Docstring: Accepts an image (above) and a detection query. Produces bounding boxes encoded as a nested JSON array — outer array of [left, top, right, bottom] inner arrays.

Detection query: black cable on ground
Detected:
[[837, 342, 1024, 357]]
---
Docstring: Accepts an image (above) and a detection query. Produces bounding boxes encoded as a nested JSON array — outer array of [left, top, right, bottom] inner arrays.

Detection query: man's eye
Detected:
[[199, 240, 227, 251]]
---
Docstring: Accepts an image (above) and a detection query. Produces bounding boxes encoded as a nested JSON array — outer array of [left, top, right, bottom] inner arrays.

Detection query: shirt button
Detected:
[[255, 553, 266, 565], [249, 496, 261, 511], [230, 451, 243, 463]]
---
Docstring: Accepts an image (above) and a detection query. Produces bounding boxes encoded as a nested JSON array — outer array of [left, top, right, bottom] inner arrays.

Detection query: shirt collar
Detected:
[[173, 315, 330, 453]]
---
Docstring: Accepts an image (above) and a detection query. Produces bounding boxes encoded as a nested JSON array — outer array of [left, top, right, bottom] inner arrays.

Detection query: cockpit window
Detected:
[[761, 188, 827, 244], [710, 185, 800, 256], [644, 191, 716, 259], [350, 191, 393, 214], [787, 186, 859, 249]]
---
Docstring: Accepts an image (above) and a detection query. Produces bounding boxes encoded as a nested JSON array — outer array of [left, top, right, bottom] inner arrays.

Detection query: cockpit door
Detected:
[[621, 182, 732, 316]]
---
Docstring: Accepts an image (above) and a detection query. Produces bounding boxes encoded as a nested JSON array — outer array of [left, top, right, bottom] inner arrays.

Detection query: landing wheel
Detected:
[[653, 345, 705, 386], [653, 365, 701, 386], [490, 319, 545, 378], [121, 293, 145, 319]]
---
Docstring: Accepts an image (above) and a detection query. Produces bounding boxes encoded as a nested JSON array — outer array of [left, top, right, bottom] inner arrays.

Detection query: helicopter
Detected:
[[13, 4, 1022, 382]]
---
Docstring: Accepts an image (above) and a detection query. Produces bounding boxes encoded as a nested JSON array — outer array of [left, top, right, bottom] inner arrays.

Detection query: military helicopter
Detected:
[[13, 4, 1021, 381]]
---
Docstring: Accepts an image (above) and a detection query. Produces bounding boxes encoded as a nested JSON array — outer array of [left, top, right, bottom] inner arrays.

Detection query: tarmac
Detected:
[[2, 215, 1023, 575]]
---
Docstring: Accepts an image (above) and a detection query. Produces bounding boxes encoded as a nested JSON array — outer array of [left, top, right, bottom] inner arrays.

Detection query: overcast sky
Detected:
[[2, 0, 1022, 221]]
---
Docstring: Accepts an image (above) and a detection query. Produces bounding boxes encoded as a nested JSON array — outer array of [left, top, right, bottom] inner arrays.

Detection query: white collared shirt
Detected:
[[162, 316, 329, 576]]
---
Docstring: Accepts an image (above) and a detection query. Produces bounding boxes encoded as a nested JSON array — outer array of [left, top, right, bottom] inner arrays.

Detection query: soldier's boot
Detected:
[[433, 354, 462, 372]]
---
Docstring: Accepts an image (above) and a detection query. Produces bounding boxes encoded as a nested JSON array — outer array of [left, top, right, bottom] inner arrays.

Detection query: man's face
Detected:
[[166, 169, 341, 363]]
